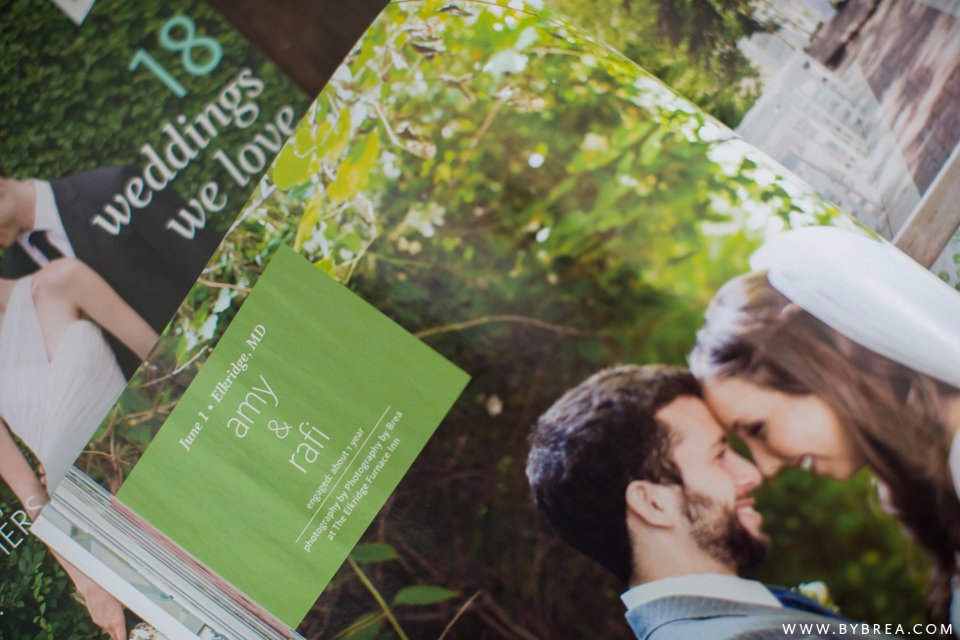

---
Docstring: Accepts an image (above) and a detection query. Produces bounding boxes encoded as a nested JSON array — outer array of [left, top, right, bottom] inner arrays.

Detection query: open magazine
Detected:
[[0, 0, 306, 636], [9, 1, 960, 639]]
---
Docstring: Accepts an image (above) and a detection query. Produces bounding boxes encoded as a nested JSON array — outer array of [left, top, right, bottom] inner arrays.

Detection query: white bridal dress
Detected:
[[0, 277, 125, 492]]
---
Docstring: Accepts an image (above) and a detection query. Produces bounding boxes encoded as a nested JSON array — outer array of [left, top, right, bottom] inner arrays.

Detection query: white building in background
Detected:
[[734, 3, 920, 239]]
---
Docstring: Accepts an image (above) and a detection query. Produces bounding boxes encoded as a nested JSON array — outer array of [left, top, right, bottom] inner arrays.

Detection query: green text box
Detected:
[[118, 245, 469, 625]]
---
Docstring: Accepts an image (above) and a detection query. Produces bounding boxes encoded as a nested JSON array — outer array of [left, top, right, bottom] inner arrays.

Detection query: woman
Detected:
[[0, 256, 159, 640], [689, 225, 960, 631]]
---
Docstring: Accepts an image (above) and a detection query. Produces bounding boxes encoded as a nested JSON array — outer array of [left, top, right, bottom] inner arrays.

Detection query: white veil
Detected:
[[749, 225, 960, 391]]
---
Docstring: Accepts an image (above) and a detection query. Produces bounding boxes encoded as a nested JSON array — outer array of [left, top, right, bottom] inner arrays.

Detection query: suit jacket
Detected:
[[625, 596, 902, 640], [2, 166, 223, 377]]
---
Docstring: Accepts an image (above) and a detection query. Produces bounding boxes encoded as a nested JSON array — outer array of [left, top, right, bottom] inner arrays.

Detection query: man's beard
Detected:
[[683, 488, 769, 572]]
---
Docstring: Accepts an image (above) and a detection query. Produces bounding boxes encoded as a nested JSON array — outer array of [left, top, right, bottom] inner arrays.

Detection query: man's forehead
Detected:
[[655, 395, 724, 446]]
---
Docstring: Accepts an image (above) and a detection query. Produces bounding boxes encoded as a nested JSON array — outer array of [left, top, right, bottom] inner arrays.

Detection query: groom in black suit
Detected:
[[0, 166, 222, 377], [526, 365, 899, 640]]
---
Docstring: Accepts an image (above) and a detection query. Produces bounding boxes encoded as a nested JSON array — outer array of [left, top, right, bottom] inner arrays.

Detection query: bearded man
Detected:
[[526, 365, 898, 640]]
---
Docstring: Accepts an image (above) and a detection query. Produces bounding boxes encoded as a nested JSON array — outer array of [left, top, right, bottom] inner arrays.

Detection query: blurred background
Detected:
[[210, 0, 960, 285]]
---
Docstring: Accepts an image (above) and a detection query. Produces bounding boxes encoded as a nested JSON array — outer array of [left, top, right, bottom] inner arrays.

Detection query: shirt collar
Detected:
[[32, 180, 59, 232], [621, 573, 781, 611]]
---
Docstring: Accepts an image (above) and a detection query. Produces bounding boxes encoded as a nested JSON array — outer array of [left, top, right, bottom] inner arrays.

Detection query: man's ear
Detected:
[[625, 480, 680, 528]]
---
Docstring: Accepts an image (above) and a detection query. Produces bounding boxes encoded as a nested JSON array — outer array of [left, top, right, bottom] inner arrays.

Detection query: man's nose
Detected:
[[745, 445, 785, 478], [729, 448, 765, 489]]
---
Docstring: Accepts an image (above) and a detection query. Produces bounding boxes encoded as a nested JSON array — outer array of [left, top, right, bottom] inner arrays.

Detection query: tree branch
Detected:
[[414, 314, 595, 339], [438, 591, 482, 640]]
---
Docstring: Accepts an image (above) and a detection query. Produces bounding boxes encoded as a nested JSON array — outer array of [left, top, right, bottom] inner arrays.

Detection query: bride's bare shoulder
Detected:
[[30, 258, 90, 300]]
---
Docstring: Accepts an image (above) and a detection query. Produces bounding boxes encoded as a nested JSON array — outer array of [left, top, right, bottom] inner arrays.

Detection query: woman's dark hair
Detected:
[[690, 270, 960, 627], [526, 364, 699, 583]]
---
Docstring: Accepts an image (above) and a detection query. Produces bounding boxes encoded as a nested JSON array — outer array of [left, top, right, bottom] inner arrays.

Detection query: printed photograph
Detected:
[[57, 2, 960, 639]]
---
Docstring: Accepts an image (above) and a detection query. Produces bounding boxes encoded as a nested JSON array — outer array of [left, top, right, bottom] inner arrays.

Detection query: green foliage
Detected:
[[936, 229, 960, 290], [82, 2, 920, 638], [351, 543, 401, 564], [552, 0, 765, 125], [338, 554, 461, 640], [0, 518, 102, 639], [651, 0, 769, 60], [750, 470, 928, 625], [0, 436, 105, 638], [393, 585, 460, 607]]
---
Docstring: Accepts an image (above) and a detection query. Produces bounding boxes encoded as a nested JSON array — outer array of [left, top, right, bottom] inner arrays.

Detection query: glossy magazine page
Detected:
[[0, 0, 306, 636], [28, 1, 960, 639]]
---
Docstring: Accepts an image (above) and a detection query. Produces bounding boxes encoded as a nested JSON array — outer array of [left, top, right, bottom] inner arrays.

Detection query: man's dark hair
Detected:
[[526, 364, 700, 583]]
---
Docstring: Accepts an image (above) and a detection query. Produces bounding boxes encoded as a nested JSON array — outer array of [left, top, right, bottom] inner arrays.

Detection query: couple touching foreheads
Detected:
[[528, 226, 960, 640]]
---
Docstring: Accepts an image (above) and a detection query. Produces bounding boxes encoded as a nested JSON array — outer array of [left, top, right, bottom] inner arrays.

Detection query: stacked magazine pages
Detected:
[[3, 1, 960, 639]]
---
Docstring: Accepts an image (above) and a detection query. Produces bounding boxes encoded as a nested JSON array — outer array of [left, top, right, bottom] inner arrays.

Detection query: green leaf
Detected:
[[338, 612, 384, 639], [294, 121, 321, 153], [313, 256, 336, 276], [322, 110, 353, 163], [327, 131, 380, 204], [293, 193, 322, 251], [393, 585, 459, 606], [272, 141, 314, 191], [350, 542, 400, 564]]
